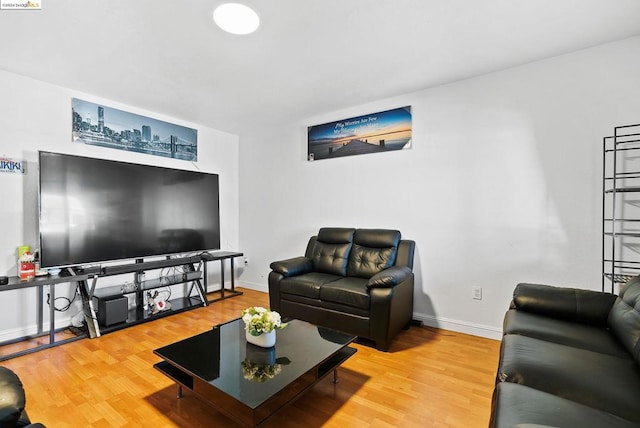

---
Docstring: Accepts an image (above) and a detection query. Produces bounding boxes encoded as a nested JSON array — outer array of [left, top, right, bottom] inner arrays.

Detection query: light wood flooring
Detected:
[[1, 288, 500, 427]]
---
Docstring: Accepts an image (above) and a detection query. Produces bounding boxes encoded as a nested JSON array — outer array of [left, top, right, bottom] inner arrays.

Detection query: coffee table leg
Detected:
[[177, 384, 183, 399], [333, 369, 339, 384]]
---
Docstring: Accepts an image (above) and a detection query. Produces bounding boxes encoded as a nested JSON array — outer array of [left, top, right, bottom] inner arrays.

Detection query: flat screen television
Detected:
[[38, 151, 220, 268]]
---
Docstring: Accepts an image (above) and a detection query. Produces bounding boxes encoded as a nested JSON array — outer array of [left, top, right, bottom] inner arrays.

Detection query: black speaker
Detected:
[[97, 296, 128, 327]]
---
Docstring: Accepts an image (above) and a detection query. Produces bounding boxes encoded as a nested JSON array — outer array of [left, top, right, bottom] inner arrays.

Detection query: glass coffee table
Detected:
[[153, 318, 357, 427]]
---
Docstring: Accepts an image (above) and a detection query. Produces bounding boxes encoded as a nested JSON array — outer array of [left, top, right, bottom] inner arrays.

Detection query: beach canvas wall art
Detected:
[[307, 106, 412, 161], [72, 98, 198, 161]]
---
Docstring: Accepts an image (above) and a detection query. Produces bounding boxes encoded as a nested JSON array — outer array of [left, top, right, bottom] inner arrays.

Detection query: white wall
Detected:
[[238, 36, 640, 339], [0, 70, 240, 341]]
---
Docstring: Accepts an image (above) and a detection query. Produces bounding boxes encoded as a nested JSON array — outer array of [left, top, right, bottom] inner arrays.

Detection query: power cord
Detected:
[[46, 292, 77, 312]]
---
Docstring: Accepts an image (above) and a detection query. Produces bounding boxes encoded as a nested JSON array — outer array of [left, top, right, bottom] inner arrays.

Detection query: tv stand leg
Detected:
[[230, 258, 235, 292], [77, 279, 101, 338], [220, 259, 225, 299]]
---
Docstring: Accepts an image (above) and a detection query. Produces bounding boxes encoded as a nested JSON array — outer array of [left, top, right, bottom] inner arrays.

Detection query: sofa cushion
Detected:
[[512, 283, 616, 326], [352, 229, 401, 248], [497, 334, 640, 422], [491, 382, 639, 428], [0, 367, 26, 427], [309, 228, 355, 276], [320, 277, 370, 310], [503, 309, 629, 358], [317, 227, 356, 244], [279, 273, 341, 299], [347, 229, 400, 279], [608, 278, 640, 364], [309, 242, 352, 276]]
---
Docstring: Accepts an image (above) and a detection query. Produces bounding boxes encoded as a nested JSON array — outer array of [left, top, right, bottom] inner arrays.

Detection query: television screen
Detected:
[[38, 151, 220, 268]]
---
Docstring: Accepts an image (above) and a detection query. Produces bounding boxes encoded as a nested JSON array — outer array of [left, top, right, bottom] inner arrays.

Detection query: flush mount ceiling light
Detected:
[[213, 3, 260, 35]]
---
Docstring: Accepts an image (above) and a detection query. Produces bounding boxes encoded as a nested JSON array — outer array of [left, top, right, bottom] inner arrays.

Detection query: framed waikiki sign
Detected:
[[307, 106, 412, 161]]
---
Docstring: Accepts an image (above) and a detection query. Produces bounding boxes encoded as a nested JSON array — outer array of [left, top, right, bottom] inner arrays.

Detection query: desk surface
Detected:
[[1, 251, 242, 291], [0, 272, 90, 291], [206, 251, 243, 260]]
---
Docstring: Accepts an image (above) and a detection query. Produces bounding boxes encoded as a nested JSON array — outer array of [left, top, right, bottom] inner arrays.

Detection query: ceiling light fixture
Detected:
[[213, 3, 260, 35]]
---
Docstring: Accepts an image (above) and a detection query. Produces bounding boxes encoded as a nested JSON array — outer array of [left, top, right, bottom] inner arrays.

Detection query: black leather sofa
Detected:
[[0, 367, 43, 428], [490, 278, 640, 428], [268, 228, 415, 351]]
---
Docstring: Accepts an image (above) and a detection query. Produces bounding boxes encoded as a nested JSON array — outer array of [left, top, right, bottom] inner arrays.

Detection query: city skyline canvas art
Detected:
[[72, 98, 198, 161]]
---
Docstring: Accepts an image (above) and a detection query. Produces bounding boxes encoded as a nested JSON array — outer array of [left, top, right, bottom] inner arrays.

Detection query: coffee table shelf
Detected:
[[154, 361, 194, 391], [318, 347, 357, 379]]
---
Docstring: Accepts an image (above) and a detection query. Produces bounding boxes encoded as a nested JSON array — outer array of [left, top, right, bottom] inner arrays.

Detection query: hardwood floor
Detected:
[[1, 288, 500, 427]]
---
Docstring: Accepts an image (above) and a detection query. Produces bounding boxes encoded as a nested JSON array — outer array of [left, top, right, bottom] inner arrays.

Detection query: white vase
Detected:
[[245, 343, 276, 365], [246, 329, 276, 348]]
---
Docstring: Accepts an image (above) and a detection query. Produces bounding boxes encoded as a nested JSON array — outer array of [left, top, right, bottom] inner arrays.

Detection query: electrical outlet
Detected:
[[472, 286, 482, 300]]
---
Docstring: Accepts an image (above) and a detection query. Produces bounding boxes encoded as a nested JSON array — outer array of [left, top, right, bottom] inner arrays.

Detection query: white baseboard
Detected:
[[413, 312, 503, 340], [238, 282, 503, 340], [239, 281, 268, 293], [0, 325, 40, 343], [0, 316, 73, 343]]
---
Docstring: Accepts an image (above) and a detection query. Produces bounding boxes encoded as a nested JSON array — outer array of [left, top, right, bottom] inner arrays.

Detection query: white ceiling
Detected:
[[1, 0, 640, 135]]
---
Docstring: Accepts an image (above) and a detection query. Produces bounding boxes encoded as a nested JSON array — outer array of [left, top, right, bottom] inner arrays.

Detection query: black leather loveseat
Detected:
[[490, 278, 640, 428], [0, 367, 44, 428], [268, 228, 415, 351]]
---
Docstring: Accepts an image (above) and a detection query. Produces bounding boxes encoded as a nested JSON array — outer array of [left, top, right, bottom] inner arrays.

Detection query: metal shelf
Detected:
[[603, 273, 635, 285], [604, 232, 640, 238], [605, 187, 640, 193], [603, 123, 640, 293]]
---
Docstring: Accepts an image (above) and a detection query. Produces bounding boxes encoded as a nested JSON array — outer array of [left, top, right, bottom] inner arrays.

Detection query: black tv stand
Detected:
[[0, 251, 244, 360], [201, 251, 244, 302], [0, 271, 91, 361], [79, 254, 212, 338]]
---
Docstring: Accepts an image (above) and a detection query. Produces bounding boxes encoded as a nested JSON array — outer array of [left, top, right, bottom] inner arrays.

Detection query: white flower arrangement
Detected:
[[242, 306, 287, 336]]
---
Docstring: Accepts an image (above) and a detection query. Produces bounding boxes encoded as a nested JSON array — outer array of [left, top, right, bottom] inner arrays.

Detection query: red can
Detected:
[[20, 260, 35, 280]]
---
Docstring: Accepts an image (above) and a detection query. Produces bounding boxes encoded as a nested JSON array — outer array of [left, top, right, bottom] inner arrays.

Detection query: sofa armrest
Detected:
[[269, 257, 313, 277], [367, 266, 412, 289], [511, 283, 617, 326]]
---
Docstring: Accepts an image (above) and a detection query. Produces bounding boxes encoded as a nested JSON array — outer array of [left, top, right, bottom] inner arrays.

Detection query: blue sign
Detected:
[[0, 158, 26, 174]]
